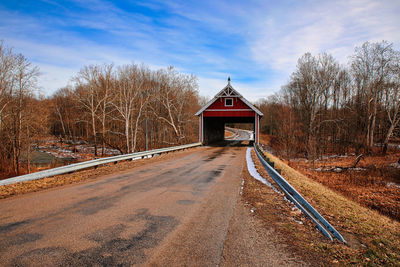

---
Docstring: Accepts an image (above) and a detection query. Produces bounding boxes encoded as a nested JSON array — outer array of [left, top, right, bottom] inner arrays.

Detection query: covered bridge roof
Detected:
[[195, 78, 263, 117]]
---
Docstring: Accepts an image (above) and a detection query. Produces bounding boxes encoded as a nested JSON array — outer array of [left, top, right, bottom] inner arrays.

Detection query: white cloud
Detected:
[[197, 76, 227, 99], [37, 64, 76, 95], [250, 0, 400, 73], [1, 0, 399, 100], [197, 75, 278, 102]]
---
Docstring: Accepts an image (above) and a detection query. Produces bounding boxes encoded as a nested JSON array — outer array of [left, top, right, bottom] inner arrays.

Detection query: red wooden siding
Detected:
[[207, 97, 250, 110], [203, 110, 255, 117], [203, 97, 255, 117]]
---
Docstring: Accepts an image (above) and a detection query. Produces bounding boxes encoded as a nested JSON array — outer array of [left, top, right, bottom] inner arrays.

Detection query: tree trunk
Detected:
[[369, 96, 378, 151], [101, 115, 106, 156], [132, 104, 144, 153], [125, 119, 130, 153], [26, 125, 31, 173], [56, 107, 66, 137], [16, 93, 22, 174], [91, 111, 97, 156], [383, 122, 396, 155]]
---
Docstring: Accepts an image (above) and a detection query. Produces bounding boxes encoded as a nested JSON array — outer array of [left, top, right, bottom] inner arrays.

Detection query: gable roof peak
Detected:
[[216, 78, 242, 98], [195, 78, 263, 116]]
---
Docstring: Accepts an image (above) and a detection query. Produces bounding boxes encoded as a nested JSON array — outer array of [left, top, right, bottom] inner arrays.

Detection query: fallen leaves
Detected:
[[289, 152, 400, 221], [260, 149, 400, 266]]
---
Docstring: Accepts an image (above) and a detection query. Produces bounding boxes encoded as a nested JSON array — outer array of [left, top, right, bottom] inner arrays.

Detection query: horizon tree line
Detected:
[[257, 40, 400, 161], [0, 40, 200, 177], [1, 39, 399, 177]]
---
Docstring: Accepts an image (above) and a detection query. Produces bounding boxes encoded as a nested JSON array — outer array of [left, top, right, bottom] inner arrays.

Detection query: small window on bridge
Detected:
[[225, 98, 233, 107]]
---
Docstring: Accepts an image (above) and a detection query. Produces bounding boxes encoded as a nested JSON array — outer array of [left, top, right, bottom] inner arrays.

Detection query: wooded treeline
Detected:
[[1, 39, 399, 176], [258, 41, 400, 160], [54, 64, 200, 155], [0, 41, 200, 176]]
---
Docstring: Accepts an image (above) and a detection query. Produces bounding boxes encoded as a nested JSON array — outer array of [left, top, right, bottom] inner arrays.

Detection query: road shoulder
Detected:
[[220, 160, 315, 266]]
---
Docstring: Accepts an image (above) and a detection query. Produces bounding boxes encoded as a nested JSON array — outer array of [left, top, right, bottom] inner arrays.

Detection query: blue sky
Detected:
[[1, 0, 399, 101]]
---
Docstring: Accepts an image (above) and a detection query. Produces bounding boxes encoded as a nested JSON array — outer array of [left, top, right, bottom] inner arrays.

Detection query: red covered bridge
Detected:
[[196, 78, 263, 144]]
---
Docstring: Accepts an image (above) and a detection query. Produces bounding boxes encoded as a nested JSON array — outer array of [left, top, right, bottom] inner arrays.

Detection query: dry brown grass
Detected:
[[288, 153, 400, 221], [241, 153, 332, 266], [259, 149, 400, 265]]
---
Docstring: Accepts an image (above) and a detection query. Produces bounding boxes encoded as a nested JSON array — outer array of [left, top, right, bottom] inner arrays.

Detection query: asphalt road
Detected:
[[234, 129, 253, 141], [0, 144, 304, 266], [225, 127, 254, 142]]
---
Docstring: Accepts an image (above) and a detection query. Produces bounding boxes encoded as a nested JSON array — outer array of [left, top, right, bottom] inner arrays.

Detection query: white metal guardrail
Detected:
[[254, 144, 346, 243], [0, 142, 202, 186]]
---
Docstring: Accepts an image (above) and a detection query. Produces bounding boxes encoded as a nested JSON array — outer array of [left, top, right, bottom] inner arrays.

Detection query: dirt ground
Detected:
[[259, 134, 400, 222], [287, 152, 400, 221], [1, 137, 122, 180], [257, 147, 400, 265], [239, 150, 331, 266]]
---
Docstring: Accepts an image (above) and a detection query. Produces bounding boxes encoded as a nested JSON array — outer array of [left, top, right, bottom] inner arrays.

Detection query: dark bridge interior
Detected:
[[203, 117, 254, 145]]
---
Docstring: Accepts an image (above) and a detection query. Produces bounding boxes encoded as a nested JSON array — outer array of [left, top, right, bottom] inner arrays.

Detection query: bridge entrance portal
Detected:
[[195, 78, 263, 145]]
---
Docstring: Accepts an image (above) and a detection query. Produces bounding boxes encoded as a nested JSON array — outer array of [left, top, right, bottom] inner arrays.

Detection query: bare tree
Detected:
[[67, 64, 200, 155], [259, 40, 400, 160], [74, 65, 103, 156], [382, 67, 400, 154], [97, 64, 114, 155], [286, 53, 336, 161], [0, 41, 202, 178], [151, 67, 198, 144], [113, 64, 145, 153], [10, 54, 39, 173], [51, 87, 81, 142], [351, 41, 396, 152], [0, 41, 15, 132]]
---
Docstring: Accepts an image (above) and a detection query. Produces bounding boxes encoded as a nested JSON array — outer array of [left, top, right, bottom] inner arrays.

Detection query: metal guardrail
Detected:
[[0, 142, 202, 186], [253, 144, 346, 243]]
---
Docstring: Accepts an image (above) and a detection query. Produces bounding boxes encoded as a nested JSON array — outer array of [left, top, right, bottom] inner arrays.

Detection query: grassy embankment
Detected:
[[260, 149, 400, 265]]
